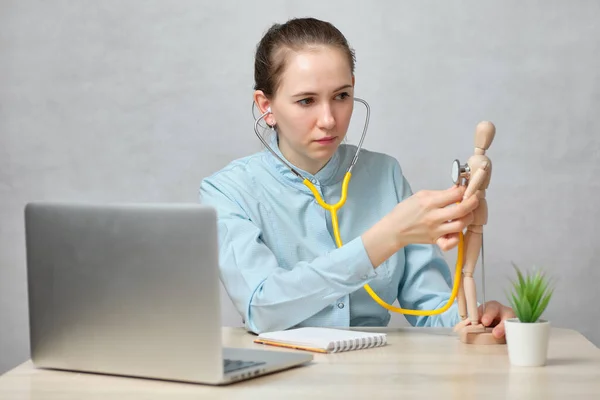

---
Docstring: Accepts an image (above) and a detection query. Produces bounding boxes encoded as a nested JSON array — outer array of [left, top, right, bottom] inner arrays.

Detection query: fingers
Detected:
[[481, 301, 501, 327], [428, 185, 466, 208], [437, 214, 473, 238], [479, 301, 516, 338], [436, 233, 459, 251], [454, 301, 516, 339], [492, 305, 516, 338], [436, 194, 479, 223], [414, 186, 478, 221], [432, 210, 474, 250], [492, 322, 505, 339], [409, 186, 479, 250]]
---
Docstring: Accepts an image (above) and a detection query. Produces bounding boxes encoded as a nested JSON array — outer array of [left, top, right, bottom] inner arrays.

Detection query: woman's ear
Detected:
[[253, 90, 271, 114], [253, 90, 275, 126]]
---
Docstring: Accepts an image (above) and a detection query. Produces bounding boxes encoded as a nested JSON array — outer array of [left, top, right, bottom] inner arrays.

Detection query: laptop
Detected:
[[24, 202, 313, 385]]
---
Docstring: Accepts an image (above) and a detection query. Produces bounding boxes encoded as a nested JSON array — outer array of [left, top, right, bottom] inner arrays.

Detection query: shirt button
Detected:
[[337, 302, 345, 309]]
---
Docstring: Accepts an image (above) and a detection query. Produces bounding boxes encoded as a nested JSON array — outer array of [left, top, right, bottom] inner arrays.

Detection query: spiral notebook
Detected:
[[253, 327, 387, 353]]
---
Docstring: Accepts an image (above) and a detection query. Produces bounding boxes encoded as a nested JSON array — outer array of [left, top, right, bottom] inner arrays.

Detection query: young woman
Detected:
[[200, 17, 514, 335]]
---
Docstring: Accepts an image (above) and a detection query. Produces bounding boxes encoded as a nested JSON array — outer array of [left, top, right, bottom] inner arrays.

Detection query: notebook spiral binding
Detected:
[[331, 334, 387, 353]]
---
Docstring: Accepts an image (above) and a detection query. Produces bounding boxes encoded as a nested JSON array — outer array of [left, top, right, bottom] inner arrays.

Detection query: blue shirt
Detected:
[[199, 133, 461, 333]]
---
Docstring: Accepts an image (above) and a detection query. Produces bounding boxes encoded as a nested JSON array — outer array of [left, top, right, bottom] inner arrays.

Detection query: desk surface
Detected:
[[1, 327, 599, 399]]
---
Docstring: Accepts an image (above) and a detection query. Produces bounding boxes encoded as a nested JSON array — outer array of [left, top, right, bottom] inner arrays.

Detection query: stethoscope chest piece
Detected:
[[451, 159, 470, 185]]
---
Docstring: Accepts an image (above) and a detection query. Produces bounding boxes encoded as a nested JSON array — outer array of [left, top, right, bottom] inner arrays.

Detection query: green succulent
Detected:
[[506, 262, 554, 323]]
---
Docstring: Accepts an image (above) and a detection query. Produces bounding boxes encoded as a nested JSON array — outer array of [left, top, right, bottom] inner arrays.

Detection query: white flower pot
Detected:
[[504, 318, 550, 367]]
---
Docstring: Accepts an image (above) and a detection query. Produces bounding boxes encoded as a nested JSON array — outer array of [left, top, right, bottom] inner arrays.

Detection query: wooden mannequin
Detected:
[[454, 121, 505, 345]]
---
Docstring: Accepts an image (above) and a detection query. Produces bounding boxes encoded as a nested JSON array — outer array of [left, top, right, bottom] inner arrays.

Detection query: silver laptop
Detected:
[[24, 202, 312, 385]]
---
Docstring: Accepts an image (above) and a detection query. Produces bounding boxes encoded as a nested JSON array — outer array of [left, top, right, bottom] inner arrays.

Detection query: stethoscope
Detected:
[[253, 98, 464, 316]]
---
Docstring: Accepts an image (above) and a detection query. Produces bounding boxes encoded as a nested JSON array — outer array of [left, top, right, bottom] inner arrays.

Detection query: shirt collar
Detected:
[[264, 132, 346, 190]]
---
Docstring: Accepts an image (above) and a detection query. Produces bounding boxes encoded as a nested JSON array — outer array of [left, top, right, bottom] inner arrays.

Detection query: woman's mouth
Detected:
[[314, 137, 337, 145]]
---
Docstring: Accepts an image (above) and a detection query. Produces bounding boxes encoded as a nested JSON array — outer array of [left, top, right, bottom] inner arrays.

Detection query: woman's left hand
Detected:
[[454, 301, 515, 338]]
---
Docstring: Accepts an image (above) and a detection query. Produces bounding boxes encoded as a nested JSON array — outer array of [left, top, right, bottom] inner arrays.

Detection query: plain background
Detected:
[[1, 0, 599, 374]]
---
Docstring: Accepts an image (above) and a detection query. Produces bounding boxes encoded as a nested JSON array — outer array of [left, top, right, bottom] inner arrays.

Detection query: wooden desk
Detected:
[[1, 327, 599, 399]]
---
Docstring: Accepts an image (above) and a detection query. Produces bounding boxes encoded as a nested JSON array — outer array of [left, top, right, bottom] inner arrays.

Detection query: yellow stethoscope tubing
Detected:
[[303, 171, 463, 316], [253, 99, 462, 316]]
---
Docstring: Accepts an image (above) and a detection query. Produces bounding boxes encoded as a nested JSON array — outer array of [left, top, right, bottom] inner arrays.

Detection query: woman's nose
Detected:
[[317, 104, 335, 130]]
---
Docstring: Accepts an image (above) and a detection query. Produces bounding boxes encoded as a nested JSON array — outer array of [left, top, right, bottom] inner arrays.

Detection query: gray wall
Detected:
[[1, 0, 598, 374]]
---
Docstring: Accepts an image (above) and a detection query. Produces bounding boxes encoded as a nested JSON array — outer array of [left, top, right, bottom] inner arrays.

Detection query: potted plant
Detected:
[[504, 262, 555, 367]]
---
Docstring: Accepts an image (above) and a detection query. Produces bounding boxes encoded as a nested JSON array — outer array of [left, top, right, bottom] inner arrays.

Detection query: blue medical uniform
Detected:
[[199, 133, 460, 333]]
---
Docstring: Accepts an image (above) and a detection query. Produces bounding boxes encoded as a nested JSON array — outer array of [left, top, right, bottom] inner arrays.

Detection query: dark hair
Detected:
[[254, 17, 356, 98]]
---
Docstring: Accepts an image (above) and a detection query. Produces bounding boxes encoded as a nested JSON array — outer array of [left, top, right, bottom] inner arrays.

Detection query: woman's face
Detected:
[[261, 46, 354, 175]]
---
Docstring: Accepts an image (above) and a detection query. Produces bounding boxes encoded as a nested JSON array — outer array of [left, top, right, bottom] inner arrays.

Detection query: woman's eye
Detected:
[[297, 98, 314, 106], [335, 92, 350, 100]]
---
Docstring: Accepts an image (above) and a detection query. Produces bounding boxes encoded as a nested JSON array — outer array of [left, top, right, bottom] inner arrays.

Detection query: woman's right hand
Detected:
[[362, 185, 478, 268], [391, 185, 478, 251]]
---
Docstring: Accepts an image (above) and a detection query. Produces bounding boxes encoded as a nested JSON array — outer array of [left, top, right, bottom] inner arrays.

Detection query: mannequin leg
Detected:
[[458, 227, 505, 344], [463, 229, 482, 325]]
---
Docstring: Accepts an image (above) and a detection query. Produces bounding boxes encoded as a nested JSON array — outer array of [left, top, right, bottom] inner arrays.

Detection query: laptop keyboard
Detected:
[[224, 359, 265, 373]]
